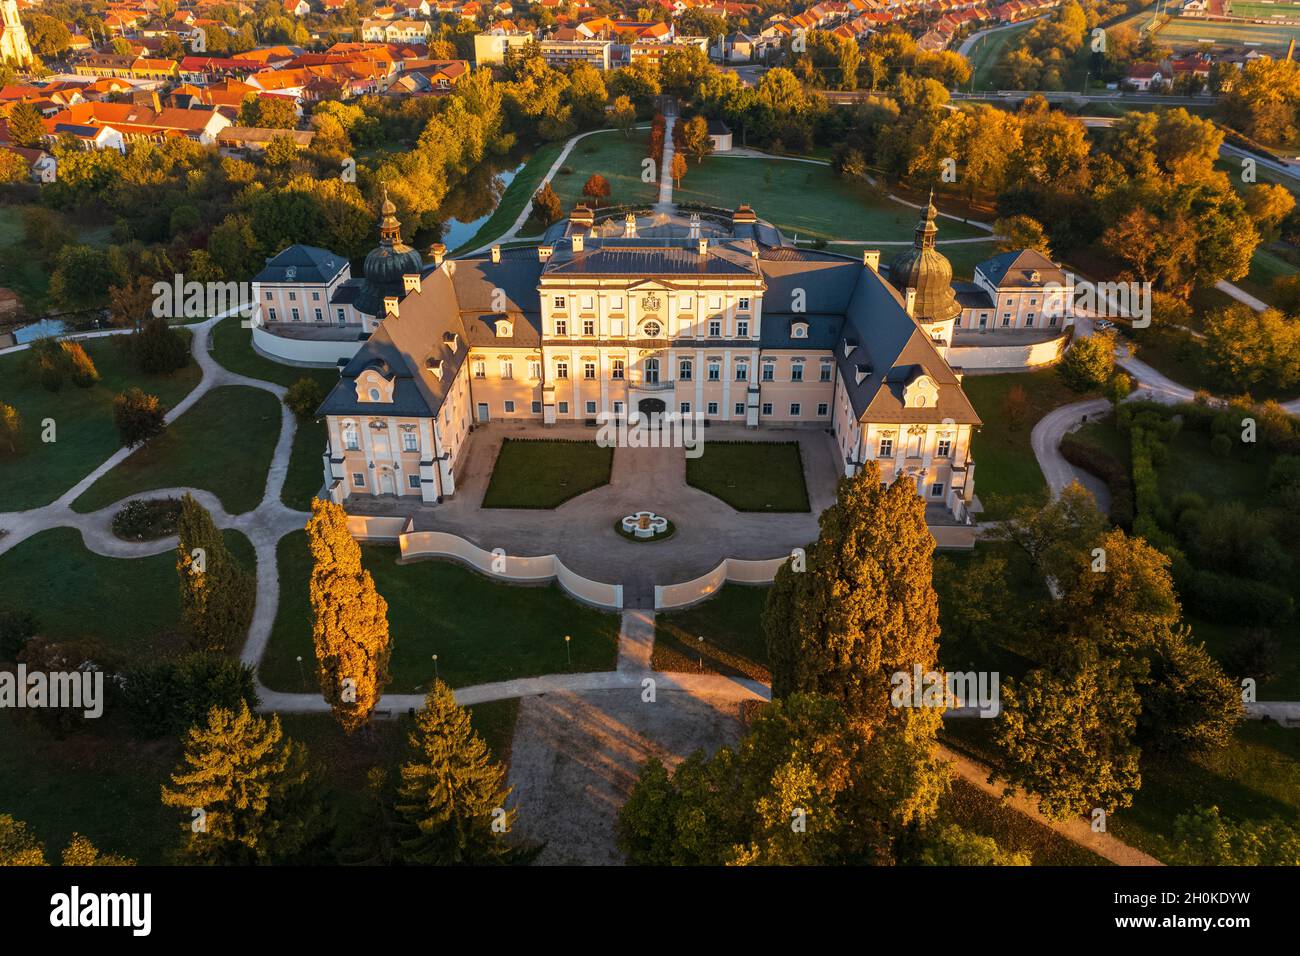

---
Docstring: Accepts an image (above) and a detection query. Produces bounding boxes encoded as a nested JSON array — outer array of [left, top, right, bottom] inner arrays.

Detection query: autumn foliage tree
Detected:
[[306, 499, 392, 733], [113, 388, 166, 448], [161, 703, 323, 865], [581, 173, 610, 204]]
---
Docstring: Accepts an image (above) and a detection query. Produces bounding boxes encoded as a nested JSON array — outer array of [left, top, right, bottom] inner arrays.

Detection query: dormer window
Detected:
[[791, 320, 808, 339], [495, 319, 513, 337], [443, 331, 459, 351]]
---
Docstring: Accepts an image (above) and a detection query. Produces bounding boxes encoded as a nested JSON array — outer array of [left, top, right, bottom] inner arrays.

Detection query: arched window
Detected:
[[644, 357, 660, 384], [342, 422, 359, 451]]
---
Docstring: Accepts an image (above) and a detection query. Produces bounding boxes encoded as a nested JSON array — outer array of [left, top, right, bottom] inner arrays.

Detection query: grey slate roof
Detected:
[[977, 249, 1064, 289], [255, 245, 349, 285]]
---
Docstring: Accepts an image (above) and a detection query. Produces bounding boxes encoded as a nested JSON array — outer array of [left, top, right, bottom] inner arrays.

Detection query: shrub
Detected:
[[0, 401, 19, 454], [1059, 435, 1133, 529], [0, 609, 38, 661], [1058, 333, 1115, 391], [122, 652, 258, 738], [1222, 629, 1279, 685], [1268, 455, 1300, 511], [112, 498, 182, 541], [113, 388, 167, 448], [285, 377, 324, 420], [133, 317, 188, 375], [61, 341, 99, 388], [1174, 561, 1295, 627], [1210, 433, 1233, 457]]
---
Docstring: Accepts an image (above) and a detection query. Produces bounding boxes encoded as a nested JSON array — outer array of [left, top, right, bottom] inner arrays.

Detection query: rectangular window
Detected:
[[556, 362, 569, 379], [791, 364, 804, 382], [679, 359, 692, 380], [313, 309, 323, 322], [789, 403, 801, 416], [709, 320, 721, 337], [820, 363, 833, 383], [879, 438, 893, 457], [612, 360, 625, 380], [268, 308, 277, 321], [352, 472, 365, 487], [734, 402, 745, 416], [613, 401, 624, 414], [555, 296, 566, 309], [500, 360, 513, 379], [288, 291, 297, 301], [762, 364, 774, 382], [265, 291, 273, 301], [937, 439, 951, 457], [531, 401, 542, 414], [291, 308, 300, 321], [504, 400, 516, 413], [336, 309, 346, 323], [762, 402, 773, 415], [817, 403, 829, 416], [584, 362, 596, 380], [529, 360, 541, 379], [1025, 313, 1035, 327], [931, 483, 945, 498], [707, 402, 719, 416], [408, 474, 420, 489], [583, 319, 595, 336], [558, 401, 569, 414], [402, 432, 418, 452], [555, 319, 568, 336], [312, 291, 320, 301], [735, 364, 747, 381], [737, 320, 749, 337], [473, 360, 485, 379], [680, 401, 691, 414], [738, 297, 750, 311], [585, 400, 597, 414], [708, 362, 720, 382]]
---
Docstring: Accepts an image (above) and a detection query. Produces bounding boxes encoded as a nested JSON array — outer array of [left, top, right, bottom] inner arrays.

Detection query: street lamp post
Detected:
[[432, 654, 439, 682], [295, 655, 305, 690], [565, 634, 572, 668]]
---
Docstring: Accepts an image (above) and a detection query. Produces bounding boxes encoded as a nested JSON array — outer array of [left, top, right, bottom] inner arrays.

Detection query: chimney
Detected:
[[538, 244, 554, 261], [904, 288, 917, 317], [490, 245, 501, 264], [428, 242, 446, 267], [688, 212, 700, 240], [402, 273, 421, 293], [572, 234, 584, 253], [863, 250, 880, 271], [383, 296, 399, 317], [624, 213, 637, 238], [697, 238, 708, 256]]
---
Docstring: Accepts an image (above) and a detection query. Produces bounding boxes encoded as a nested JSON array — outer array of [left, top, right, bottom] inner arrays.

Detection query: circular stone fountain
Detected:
[[617, 511, 673, 542]]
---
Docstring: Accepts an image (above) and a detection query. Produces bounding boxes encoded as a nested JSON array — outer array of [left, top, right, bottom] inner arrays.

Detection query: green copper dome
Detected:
[[357, 187, 424, 318], [888, 196, 961, 325]]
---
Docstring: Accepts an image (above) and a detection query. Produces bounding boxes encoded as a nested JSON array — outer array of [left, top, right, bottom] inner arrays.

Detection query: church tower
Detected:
[[0, 0, 33, 69]]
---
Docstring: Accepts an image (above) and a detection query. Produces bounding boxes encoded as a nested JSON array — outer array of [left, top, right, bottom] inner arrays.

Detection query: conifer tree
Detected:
[[176, 494, 254, 654], [306, 499, 391, 733], [160, 704, 323, 865], [394, 681, 522, 865]]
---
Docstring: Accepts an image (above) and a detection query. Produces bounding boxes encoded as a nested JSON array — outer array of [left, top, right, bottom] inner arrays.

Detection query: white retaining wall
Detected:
[[398, 530, 623, 610], [252, 326, 363, 366], [948, 333, 1069, 372], [655, 556, 789, 610], [347, 515, 409, 542]]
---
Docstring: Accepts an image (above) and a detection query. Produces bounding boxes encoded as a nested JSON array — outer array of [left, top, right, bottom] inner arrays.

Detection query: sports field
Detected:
[[1155, 14, 1300, 50]]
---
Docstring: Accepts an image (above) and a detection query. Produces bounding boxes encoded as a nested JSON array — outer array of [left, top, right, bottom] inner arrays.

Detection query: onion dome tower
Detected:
[[887, 191, 962, 326], [356, 185, 425, 319]]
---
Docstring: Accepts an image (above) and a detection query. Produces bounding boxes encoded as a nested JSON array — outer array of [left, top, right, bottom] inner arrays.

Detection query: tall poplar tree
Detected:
[[306, 499, 391, 733], [176, 494, 254, 654], [394, 681, 525, 866]]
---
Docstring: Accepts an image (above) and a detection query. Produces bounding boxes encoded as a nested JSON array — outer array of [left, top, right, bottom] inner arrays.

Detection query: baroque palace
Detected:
[[253, 194, 1074, 523]]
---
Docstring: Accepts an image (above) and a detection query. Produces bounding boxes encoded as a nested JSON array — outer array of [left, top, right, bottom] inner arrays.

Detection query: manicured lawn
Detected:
[[0, 525, 254, 659], [260, 534, 621, 693], [962, 369, 1092, 519], [282, 415, 326, 510], [1157, 426, 1274, 509], [653, 584, 771, 681], [551, 130, 659, 210], [937, 777, 1108, 866], [208, 315, 341, 392], [482, 438, 613, 508], [965, 22, 1036, 91], [1238, 245, 1299, 306], [73, 385, 283, 516], [0, 334, 201, 510], [672, 158, 988, 243], [686, 441, 809, 512]]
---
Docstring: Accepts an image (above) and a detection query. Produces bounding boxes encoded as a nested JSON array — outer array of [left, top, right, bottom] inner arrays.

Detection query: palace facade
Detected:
[[278, 197, 1006, 521]]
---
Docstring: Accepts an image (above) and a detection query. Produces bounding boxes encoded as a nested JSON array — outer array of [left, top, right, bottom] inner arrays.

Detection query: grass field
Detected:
[[653, 584, 771, 681], [550, 130, 659, 211], [0, 334, 202, 510], [672, 158, 988, 243], [0, 526, 254, 658], [0, 206, 114, 311], [73, 385, 282, 516], [1155, 14, 1300, 51], [965, 22, 1037, 92], [259, 534, 620, 693], [482, 438, 613, 508], [962, 369, 1094, 519], [686, 441, 810, 512]]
